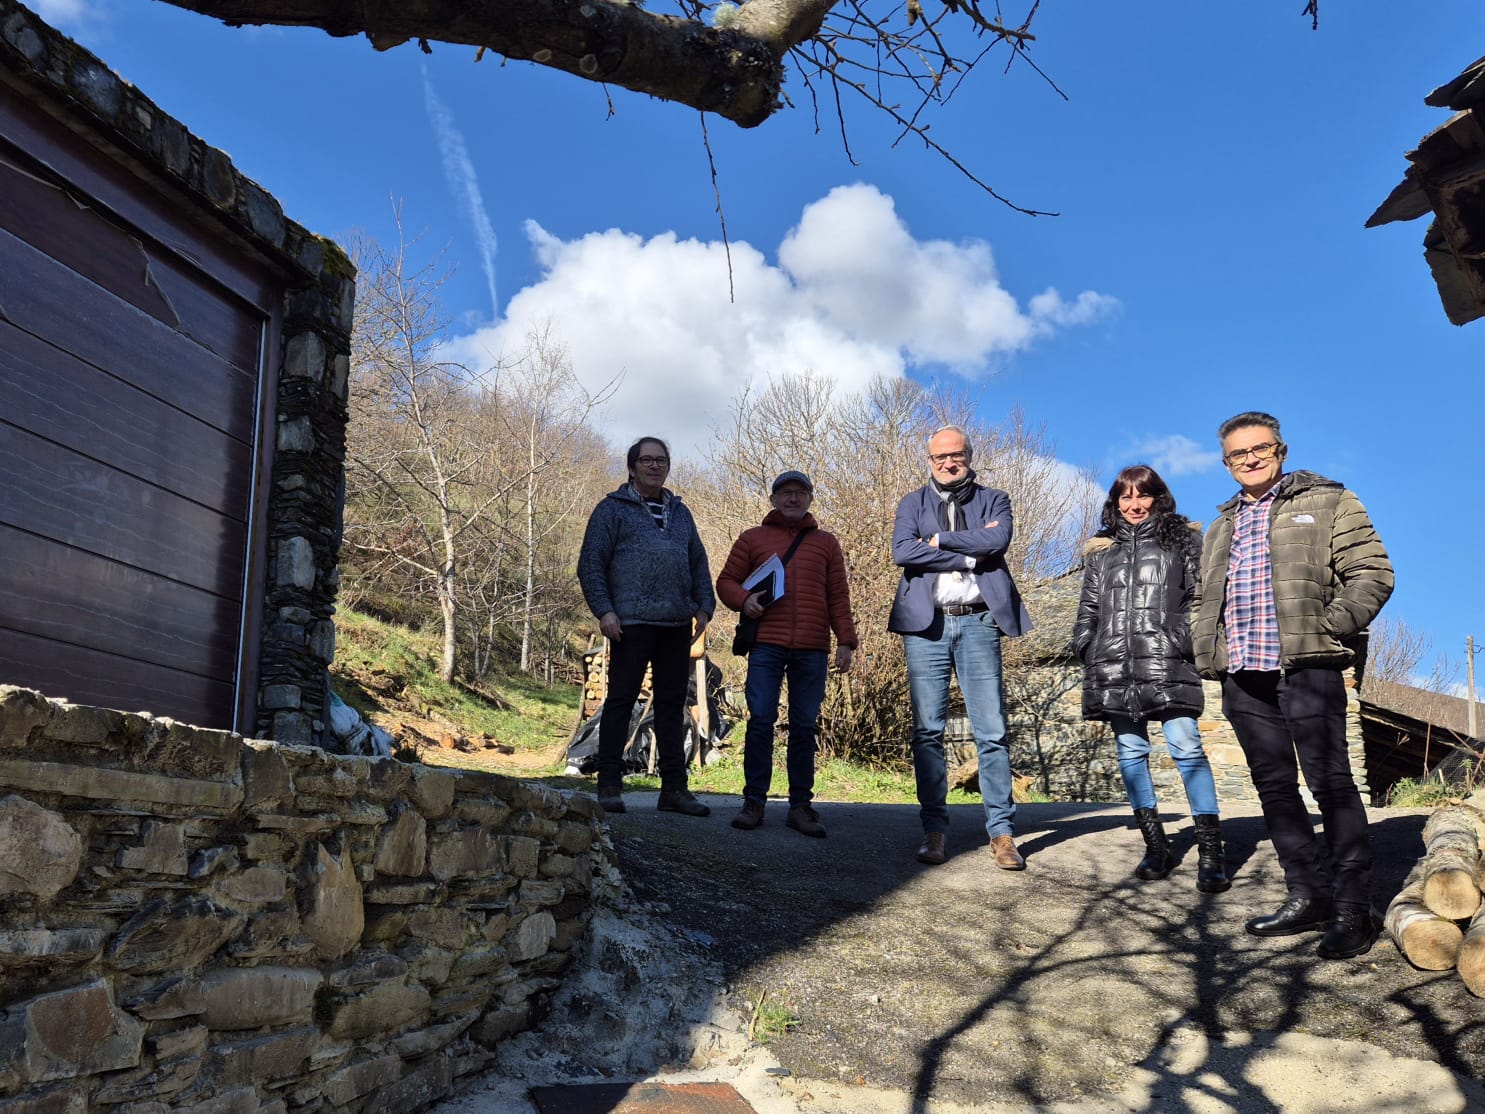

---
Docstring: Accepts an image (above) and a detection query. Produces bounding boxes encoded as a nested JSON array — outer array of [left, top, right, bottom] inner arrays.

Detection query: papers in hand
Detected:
[[742, 553, 786, 604]]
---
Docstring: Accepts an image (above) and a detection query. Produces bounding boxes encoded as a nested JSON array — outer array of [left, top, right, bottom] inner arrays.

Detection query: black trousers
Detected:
[[597, 623, 692, 788], [1221, 668, 1372, 907]]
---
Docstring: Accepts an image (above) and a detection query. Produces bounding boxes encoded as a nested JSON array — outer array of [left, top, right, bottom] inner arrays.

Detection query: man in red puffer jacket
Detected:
[[716, 471, 858, 838]]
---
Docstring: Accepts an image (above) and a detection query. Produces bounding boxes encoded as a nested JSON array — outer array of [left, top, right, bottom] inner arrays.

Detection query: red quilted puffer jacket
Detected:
[[716, 511, 858, 652]]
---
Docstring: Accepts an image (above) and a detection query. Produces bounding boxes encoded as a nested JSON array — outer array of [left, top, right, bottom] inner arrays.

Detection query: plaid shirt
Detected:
[[1222, 478, 1286, 672]]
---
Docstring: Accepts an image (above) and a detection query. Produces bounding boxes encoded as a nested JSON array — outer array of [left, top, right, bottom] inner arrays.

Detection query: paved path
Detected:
[[438, 797, 1485, 1113]]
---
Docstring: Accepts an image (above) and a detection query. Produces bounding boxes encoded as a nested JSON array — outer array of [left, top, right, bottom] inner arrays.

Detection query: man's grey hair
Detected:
[[929, 424, 974, 456], [1217, 411, 1282, 443]]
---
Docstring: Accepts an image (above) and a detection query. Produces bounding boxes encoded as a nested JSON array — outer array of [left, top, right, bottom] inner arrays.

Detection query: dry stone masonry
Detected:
[[0, 686, 607, 1112]]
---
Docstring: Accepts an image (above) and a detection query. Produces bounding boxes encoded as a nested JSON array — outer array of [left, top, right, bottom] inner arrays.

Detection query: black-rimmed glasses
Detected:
[[1222, 441, 1281, 466]]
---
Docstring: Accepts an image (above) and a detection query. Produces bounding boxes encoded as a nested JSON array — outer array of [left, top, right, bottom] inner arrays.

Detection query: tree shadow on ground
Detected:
[[608, 799, 1485, 1111]]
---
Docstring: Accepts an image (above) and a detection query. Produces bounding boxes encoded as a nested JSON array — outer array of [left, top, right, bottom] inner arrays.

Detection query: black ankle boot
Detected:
[[1133, 807, 1174, 880], [1193, 814, 1231, 893]]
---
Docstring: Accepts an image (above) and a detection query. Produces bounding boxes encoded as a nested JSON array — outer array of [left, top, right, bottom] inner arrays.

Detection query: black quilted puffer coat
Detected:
[[1072, 520, 1204, 722]]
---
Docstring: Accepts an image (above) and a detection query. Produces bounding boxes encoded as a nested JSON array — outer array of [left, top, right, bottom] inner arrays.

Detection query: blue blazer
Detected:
[[887, 482, 1034, 637]]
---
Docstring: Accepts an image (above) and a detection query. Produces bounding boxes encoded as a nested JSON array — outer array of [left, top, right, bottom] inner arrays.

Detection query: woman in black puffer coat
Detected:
[[1072, 464, 1228, 892]]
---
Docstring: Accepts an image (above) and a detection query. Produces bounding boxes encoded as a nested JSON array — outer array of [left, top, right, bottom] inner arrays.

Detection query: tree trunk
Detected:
[[520, 423, 538, 674], [1385, 861, 1464, 971]]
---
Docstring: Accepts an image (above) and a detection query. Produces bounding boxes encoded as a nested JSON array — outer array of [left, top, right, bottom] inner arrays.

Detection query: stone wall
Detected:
[[1006, 666, 1371, 808], [0, 686, 607, 1112]]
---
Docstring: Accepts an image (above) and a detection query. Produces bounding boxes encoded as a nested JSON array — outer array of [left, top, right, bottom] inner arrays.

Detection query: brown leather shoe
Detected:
[[916, 832, 947, 865], [990, 834, 1026, 871], [786, 805, 827, 838]]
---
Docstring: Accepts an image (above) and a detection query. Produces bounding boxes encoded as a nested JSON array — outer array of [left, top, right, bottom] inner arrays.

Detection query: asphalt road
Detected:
[[441, 794, 1485, 1113]]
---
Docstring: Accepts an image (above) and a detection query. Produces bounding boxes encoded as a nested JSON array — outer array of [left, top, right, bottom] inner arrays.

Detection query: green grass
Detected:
[[1386, 775, 1470, 809], [747, 990, 800, 1044], [520, 746, 996, 806], [331, 608, 580, 753]]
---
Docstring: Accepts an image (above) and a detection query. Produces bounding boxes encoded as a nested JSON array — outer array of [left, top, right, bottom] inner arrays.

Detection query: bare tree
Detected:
[[1369, 615, 1460, 695], [343, 215, 519, 683], [483, 329, 618, 674]]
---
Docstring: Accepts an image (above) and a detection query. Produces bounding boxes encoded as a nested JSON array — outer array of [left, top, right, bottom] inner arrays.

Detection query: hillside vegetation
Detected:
[[327, 607, 999, 804]]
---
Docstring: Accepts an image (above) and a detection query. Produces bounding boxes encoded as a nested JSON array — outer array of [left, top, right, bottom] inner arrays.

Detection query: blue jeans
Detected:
[[1109, 715, 1219, 816], [902, 610, 1014, 838], [743, 644, 828, 806]]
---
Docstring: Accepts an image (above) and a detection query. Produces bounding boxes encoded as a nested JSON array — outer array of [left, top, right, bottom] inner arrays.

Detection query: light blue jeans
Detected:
[[1109, 714, 1219, 816], [902, 610, 1014, 838]]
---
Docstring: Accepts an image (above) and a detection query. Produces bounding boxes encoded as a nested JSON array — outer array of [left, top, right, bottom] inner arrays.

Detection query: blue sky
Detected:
[[42, 1, 1485, 685]]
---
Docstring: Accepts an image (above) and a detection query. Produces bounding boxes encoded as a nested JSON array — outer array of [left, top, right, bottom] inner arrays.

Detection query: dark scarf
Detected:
[[931, 468, 978, 530]]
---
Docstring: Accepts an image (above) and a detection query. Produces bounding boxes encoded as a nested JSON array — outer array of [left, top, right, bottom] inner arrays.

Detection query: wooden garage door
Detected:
[[0, 89, 279, 731]]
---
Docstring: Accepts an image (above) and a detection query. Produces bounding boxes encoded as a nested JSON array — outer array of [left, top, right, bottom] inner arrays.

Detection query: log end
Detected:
[[1398, 920, 1465, 971], [1423, 872, 1483, 921]]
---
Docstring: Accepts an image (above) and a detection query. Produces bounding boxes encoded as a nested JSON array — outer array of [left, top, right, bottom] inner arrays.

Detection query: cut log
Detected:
[[1458, 904, 1485, 996], [1421, 806, 1485, 920], [1385, 862, 1464, 971]]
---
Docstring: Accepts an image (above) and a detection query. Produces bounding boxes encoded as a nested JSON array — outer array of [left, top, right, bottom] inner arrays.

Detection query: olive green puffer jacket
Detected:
[[1192, 470, 1393, 677]]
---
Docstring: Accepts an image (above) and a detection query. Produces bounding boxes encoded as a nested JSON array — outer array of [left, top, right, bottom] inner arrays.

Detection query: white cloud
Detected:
[[447, 183, 1117, 455], [1128, 434, 1222, 477], [422, 72, 499, 319]]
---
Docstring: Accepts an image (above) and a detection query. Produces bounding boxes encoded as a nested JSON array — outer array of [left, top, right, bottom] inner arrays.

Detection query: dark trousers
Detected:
[[597, 623, 692, 788], [1221, 668, 1372, 907]]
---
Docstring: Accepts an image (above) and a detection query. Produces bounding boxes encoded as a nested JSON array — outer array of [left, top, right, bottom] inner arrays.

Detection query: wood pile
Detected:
[[1386, 799, 1485, 992]]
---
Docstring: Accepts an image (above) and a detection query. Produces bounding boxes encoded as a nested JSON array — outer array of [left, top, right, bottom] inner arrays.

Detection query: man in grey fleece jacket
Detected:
[[577, 437, 714, 817]]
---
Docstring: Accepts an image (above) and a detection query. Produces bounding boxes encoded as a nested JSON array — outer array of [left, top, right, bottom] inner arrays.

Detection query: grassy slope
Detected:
[[330, 606, 986, 805]]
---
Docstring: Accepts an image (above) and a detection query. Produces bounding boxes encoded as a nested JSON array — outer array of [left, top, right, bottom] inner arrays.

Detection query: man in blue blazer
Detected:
[[889, 425, 1034, 868]]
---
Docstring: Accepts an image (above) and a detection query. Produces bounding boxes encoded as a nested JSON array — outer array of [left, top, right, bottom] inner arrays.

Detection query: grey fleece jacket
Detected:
[[577, 484, 715, 627]]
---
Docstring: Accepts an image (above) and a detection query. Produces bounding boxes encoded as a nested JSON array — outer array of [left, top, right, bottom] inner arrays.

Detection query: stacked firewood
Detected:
[[1385, 799, 1485, 993]]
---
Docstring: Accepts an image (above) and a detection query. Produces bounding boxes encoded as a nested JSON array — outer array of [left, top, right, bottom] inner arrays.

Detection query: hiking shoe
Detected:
[[595, 783, 625, 814], [916, 832, 947, 865], [990, 834, 1026, 871], [731, 800, 766, 830], [786, 805, 826, 838], [656, 787, 711, 817]]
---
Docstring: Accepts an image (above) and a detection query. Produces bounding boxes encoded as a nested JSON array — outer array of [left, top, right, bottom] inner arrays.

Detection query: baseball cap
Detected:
[[771, 470, 814, 493]]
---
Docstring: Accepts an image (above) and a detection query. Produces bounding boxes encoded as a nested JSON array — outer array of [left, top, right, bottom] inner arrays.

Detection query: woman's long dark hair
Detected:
[[1097, 464, 1193, 551]]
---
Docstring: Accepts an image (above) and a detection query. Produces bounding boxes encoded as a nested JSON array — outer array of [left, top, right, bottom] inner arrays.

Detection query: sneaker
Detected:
[[786, 805, 826, 838], [595, 783, 625, 814], [656, 787, 711, 817], [731, 800, 766, 830]]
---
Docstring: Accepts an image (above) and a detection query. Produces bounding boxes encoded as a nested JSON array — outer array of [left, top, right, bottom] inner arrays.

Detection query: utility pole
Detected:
[[1469, 635, 1478, 740]]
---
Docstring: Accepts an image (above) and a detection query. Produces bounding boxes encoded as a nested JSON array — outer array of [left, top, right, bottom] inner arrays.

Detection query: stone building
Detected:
[[0, 0, 350, 746]]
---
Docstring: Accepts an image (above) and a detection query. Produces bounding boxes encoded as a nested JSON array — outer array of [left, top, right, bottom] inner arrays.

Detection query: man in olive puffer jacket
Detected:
[[1193, 411, 1393, 961]]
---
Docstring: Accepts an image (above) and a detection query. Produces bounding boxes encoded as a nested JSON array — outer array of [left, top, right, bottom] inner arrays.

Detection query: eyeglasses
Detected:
[[1222, 441, 1282, 466], [928, 451, 969, 465], [635, 456, 670, 467]]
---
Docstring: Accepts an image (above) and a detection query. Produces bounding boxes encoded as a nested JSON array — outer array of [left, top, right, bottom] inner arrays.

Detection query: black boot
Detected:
[[1193, 814, 1231, 893], [1133, 807, 1174, 880]]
